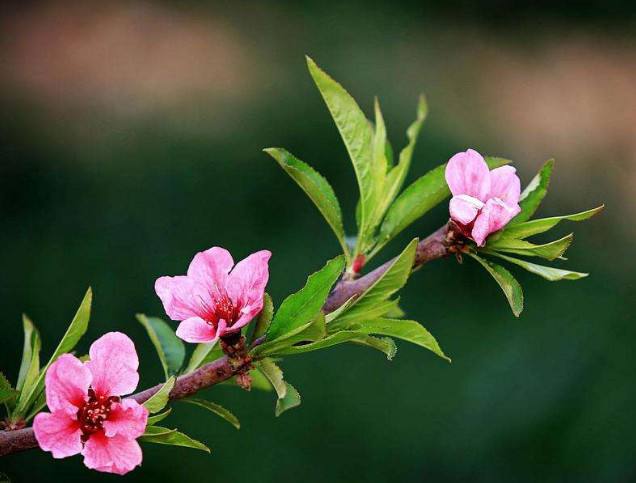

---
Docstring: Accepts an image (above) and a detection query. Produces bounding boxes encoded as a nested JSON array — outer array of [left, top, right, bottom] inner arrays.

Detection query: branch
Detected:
[[0, 223, 452, 457]]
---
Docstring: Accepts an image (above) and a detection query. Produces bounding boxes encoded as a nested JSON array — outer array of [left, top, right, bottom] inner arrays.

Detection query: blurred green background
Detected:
[[1, 1, 634, 481]]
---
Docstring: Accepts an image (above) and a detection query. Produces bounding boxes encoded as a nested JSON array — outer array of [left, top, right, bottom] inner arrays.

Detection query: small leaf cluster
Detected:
[[472, 160, 603, 316], [266, 56, 509, 273]]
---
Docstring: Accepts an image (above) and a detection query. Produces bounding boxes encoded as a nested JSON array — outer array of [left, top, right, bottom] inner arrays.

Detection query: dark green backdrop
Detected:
[[1, 1, 634, 481]]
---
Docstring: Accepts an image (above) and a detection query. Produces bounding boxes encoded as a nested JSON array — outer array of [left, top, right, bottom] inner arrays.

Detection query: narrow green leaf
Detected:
[[256, 359, 286, 399], [271, 330, 364, 356], [343, 239, 417, 319], [374, 95, 428, 229], [275, 382, 301, 417], [16, 315, 39, 392], [266, 256, 344, 341], [330, 298, 401, 326], [486, 252, 589, 281], [252, 293, 274, 341], [143, 377, 175, 414], [487, 234, 573, 261], [252, 313, 327, 358], [350, 335, 397, 360], [511, 159, 554, 224], [184, 340, 220, 374], [16, 315, 40, 408], [376, 157, 509, 252], [136, 314, 185, 379], [265, 148, 349, 256], [25, 390, 47, 422], [15, 288, 92, 416], [468, 253, 524, 317], [0, 373, 18, 405], [180, 398, 240, 430], [335, 318, 450, 362], [140, 426, 210, 453], [501, 205, 604, 239], [306, 56, 377, 253], [143, 426, 177, 436], [147, 408, 172, 426]]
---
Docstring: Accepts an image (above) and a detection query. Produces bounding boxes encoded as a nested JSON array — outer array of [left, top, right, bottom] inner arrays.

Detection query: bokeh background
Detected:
[[1, 1, 634, 481]]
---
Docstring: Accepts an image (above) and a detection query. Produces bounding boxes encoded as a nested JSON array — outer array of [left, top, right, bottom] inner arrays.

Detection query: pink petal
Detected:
[[445, 149, 491, 200], [226, 250, 271, 320], [45, 354, 91, 415], [103, 399, 148, 440], [175, 317, 220, 343], [155, 275, 210, 321], [85, 332, 139, 397], [489, 165, 521, 205], [33, 411, 82, 459], [82, 432, 143, 475], [471, 198, 521, 246], [449, 195, 484, 225], [187, 247, 234, 297]]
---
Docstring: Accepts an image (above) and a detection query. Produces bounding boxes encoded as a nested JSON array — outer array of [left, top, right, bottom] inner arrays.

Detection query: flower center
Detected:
[[77, 388, 120, 441], [199, 293, 241, 327]]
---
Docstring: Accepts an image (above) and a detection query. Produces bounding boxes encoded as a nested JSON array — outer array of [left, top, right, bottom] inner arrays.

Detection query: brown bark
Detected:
[[0, 224, 452, 457]]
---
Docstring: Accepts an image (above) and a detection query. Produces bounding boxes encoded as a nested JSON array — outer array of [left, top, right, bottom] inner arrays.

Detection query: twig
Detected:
[[0, 223, 452, 457]]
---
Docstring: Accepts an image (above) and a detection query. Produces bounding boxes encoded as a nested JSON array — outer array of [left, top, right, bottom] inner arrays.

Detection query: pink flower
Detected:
[[445, 149, 521, 246], [33, 332, 148, 476], [155, 247, 271, 344]]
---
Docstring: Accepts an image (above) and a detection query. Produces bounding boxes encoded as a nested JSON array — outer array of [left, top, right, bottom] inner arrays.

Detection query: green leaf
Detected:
[[376, 157, 509, 253], [140, 426, 210, 453], [252, 313, 327, 358], [330, 298, 401, 326], [15, 315, 41, 408], [306, 57, 377, 255], [349, 335, 397, 360], [343, 239, 417, 319], [324, 296, 356, 323], [487, 234, 573, 261], [136, 314, 185, 379], [271, 330, 365, 356], [143, 425, 176, 436], [500, 205, 604, 239], [252, 293, 273, 341], [373, 96, 428, 233], [0, 373, 18, 405], [25, 390, 47, 422], [333, 318, 450, 362], [180, 398, 240, 430], [14, 288, 92, 417], [184, 340, 220, 374], [143, 377, 175, 414], [221, 367, 273, 392], [147, 408, 172, 425], [486, 252, 588, 281], [256, 359, 286, 399], [16, 315, 40, 393], [265, 148, 348, 257], [275, 382, 301, 417], [468, 253, 524, 317], [512, 159, 554, 224], [266, 256, 344, 341], [357, 97, 390, 251]]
